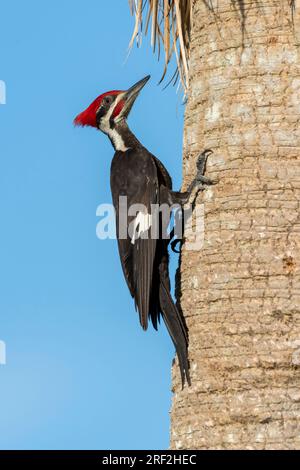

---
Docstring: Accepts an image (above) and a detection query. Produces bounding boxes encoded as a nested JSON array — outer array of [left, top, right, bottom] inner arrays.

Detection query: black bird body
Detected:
[[74, 76, 213, 386], [110, 137, 190, 384], [111, 145, 159, 328]]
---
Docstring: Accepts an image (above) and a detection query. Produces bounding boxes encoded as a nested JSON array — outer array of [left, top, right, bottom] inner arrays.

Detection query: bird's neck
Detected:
[[107, 121, 141, 152]]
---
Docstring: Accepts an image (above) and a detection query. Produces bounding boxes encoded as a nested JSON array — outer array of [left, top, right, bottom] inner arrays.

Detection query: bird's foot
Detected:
[[197, 149, 212, 175], [196, 149, 216, 186], [171, 238, 182, 254], [170, 150, 216, 254]]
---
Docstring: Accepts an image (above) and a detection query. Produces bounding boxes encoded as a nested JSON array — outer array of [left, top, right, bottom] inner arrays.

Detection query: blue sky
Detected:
[[0, 0, 184, 449]]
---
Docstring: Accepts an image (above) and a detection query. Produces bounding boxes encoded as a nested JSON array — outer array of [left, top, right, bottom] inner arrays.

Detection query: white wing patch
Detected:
[[131, 211, 152, 244]]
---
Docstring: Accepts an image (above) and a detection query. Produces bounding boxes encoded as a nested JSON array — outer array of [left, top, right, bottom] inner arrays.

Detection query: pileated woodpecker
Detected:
[[74, 75, 212, 386]]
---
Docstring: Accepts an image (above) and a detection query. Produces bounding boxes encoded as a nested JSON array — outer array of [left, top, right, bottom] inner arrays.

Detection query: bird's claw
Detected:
[[171, 238, 182, 254], [196, 175, 214, 186], [197, 149, 213, 175], [196, 149, 216, 186], [171, 150, 215, 255]]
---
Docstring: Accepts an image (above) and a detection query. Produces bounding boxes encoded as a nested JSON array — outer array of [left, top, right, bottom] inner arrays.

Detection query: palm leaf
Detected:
[[128, 0, 191, 93]]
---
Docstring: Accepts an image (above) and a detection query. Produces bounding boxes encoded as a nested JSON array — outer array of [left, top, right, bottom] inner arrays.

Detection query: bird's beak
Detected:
[[115, 75, 150, 122]]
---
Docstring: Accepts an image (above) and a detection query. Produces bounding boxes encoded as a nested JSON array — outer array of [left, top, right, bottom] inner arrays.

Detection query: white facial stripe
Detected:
[[131, 211, 152, 244], [99, 93, 124, 132], [98, 94, 129, 152], [109, 128, 129, 152]]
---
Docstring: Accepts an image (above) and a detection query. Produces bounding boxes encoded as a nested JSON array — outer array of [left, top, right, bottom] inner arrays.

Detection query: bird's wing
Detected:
[[152, 155, 173, 189], [110, 149, 158, 330]]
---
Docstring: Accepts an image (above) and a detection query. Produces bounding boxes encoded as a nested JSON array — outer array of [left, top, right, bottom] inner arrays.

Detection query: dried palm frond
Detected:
[[128, 0, 192, 93]]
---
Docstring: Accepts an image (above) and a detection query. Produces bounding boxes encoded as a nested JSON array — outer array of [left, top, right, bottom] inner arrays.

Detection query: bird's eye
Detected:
[[105, 97, 111, 104]]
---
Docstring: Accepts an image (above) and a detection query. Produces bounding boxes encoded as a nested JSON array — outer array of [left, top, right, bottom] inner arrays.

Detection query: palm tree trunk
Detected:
[[171, 0, 300, 450]]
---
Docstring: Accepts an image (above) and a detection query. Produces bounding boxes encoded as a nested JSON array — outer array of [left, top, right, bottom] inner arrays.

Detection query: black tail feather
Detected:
[[159, 278, 191, 387]]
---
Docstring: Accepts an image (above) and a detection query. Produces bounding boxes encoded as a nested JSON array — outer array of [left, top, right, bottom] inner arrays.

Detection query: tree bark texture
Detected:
[[171, 0, 300, 450]]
